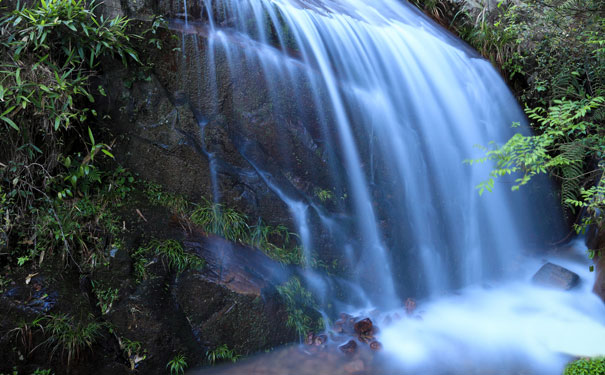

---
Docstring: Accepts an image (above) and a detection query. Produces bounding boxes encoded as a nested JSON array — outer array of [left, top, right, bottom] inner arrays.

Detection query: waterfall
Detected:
[[178, 0, 561, 307], [174, 1, 605, 373]]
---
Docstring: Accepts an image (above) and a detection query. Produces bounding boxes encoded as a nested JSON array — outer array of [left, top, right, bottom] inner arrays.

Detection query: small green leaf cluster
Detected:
[[118, 337, 146, 370], [564, 357, 605, 375], [132, 239, 204, 283], [166, 353, 187, 375], [91, 280, 119, 315]]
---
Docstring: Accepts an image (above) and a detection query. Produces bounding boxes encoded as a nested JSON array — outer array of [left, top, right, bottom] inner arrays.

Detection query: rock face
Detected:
[[532, 262, 580, 290], [175, 235, 295, 355], [586, 225, 605, 302], [593, 255, 605, 302]]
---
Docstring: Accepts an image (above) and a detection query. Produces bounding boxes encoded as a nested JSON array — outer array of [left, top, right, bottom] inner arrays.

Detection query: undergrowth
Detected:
[[144, 182, 303, 265]]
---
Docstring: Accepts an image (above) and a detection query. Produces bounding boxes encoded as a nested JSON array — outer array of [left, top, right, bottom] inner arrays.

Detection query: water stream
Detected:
[[173, 0, 605, 372]]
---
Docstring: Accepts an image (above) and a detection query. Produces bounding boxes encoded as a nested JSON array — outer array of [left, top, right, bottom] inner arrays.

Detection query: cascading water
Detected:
[[171, 0, 605, 372]]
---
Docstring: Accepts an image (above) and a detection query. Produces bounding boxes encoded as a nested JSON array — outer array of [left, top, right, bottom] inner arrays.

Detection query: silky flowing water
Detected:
[[175, 0, 605, 373]]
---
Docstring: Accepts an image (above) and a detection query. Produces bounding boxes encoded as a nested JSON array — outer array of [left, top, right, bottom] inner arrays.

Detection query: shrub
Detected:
[[564, 357, 605, 375]]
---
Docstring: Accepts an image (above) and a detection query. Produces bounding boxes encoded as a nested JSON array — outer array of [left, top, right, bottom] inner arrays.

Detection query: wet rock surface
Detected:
[[0, 197, 297, 374], [532, 262, 580, 290]]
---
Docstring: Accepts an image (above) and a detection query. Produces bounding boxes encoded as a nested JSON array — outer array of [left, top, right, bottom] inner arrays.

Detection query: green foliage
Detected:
[[0, 0, 139, 198], [205, 344, 241, 365], [91, 280, 119, 314], [469, 97, 603, 193], [277, 277, 322, 338], [132, 245, 150, 283], [118, 337, 146, 370], [150, 239, 204, 274], [132, 239, 204, 282], [248, 218, 302, 264], [0, 0, 147, 273], [16, 194, 121, 269], [190, 199, 249, 242], [564, 357, 605, 375], [187, 196, 302, 264], [143, 183, 304, 265], [314, 188, 334, 203], [166, 353, 187, 375], [462, 0, 605, 250], [41, 314, 104, 368], [144, 181, 189, 215]]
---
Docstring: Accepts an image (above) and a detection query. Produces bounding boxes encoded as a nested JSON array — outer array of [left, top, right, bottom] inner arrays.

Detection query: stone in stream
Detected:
[[314, 334, 328, 346], [354, 318, 373, 336], [532, 262, 580, 290], [370, 341, 383, 351], [339, 340, 357, 355], [305, 332, 315, 345], [405, 297, 417, 315]]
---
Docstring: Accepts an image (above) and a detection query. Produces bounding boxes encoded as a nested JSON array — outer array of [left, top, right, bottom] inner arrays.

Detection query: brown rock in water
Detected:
[[314, 334, 327, 346], [358, 334, 373, 344], [340, 312, 352, 320], [343, 359, 365, 374], [354, 318, 373, 336], [339, 340, 357, 355], [532, 262, 580, 290], [370, 341, 382, 351], [305, 332, 315, 345], [405, 298, 416, 315], [334, 319, 345, 333]]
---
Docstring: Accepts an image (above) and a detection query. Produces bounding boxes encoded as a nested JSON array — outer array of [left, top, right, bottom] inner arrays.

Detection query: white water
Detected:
[[175, 0, 605, 372], [382, 241, 605, 374]]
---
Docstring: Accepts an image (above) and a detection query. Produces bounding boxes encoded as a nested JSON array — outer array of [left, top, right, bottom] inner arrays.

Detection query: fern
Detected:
[[557, 142, 585, 209]]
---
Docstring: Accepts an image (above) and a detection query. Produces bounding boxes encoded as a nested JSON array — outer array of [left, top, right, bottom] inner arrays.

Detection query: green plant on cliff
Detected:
[[205, 344, 241, 365], [564, 356, 605, 375], [0, 0, 144, 271], [277, 277, 323, 338], [91, 280, 119, 315], [166, 353, 187, 375], [132, 239, 204, 282], [144, 182, 189, 216], [41, 314, 105, 368], [190, 199, 249, 242], [118, 337, 146, 371]]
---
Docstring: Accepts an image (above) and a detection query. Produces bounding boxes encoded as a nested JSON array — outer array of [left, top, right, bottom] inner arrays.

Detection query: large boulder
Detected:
[[532, 262, 580, 290], [175, 235, 296, 355]]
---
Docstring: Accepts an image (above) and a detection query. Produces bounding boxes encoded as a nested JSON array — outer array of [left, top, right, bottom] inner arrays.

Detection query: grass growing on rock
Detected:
[[131, 239, 204, 283], [143, 182, 303, 265], [277, 277, 323, 338]]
